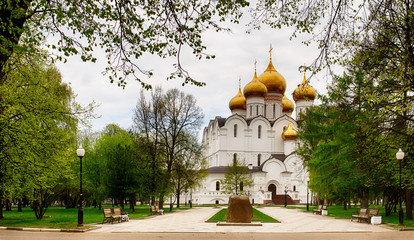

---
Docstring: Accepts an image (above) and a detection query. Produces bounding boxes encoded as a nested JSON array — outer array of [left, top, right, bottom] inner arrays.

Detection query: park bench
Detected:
[[313, 205, 327, 215], [351, 208, 368, 222], [102, 207, 123, 224], [103, 208, 115, 224], [351, 208, 379, 223], [112, 207, 122, 223], [151, 205, 164, 215]]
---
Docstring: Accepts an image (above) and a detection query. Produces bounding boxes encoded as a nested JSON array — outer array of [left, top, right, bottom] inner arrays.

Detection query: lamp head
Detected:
[[77, 144, 85, 157], [396, 149, 405, 160], [248, 163, 253, 170]]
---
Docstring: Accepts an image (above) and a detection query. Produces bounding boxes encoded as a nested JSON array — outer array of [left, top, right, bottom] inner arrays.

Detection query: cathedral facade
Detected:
[[192, 50, 317, 205]]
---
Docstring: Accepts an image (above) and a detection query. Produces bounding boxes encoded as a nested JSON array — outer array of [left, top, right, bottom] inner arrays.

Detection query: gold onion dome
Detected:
[[229, 80, 246, 110], [292, 73, 317, 102], [282, 95, 294, 113], [281, 122, 298, 141], [243, 64, 268, 98], [258, 59, 286, 94]]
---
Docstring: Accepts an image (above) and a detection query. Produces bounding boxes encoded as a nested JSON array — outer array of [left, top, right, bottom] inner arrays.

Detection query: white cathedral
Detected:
[[192, 49, 317, 205]]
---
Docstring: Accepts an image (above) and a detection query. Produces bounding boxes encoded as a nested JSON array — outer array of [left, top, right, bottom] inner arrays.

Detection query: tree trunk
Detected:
[[5, 199, 11, 211], [406, 188, 412, 220], [129, 196, 135, 212], [159, 193, 164, 210], [0, 200, 3, 219], [361, 187, 369, 208], [343, 201, 347, 210], [18, 199, 22, 212], [120, 197, 124, 211], [99, 202, 102, 210], [176, 182, 181, 208]]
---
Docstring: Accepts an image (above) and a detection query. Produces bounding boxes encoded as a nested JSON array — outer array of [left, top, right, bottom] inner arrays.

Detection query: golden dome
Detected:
[[282, 94, 294, 113], [292, 73, 317, 102], [229, 80, 246, 111], [281, 122, 298, 141], [243, 65, 267, 98], [258, 60, 286, 94]]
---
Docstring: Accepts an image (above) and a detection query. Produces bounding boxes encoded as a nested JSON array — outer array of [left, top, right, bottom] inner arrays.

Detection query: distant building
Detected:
[[192, 48, 317, 205]]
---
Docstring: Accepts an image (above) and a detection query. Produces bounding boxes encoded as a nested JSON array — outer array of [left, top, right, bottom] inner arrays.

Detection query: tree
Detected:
[[1, 0, 249, 87], [171, 133, 207, 208], [220, 156, 253, 196], [0, 51, 92, 219], [133, 87, 204, 209], [298, 69, 404, 212], [133, 87, 166, 207], [93, 124, 140, 211]]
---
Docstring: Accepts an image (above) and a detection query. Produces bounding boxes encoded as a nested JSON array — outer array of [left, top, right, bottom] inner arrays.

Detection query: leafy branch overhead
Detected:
[[0, 0, 249, 88]]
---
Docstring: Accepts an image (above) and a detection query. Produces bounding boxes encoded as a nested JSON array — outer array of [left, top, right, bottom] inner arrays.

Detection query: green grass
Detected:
[[206, 208, 279, 222], [0, 204, 187, 229], [291, 204, 414, 228]]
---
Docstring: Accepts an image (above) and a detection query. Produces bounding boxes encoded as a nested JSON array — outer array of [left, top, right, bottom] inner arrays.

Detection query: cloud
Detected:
[[56, 18, 334, 138]]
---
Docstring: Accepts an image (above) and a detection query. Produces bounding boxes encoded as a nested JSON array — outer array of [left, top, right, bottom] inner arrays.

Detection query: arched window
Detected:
[[216, 181, 220, 191], [250, 106, 252, 116], [264, 105, 267, 117], [257, 154, 261, 166], [240, 182, 244, 191], [273, 104, 276, 118], [234, 124, 237, 137], [293, 186, 296, 191], [256, 105, 259, 115], [233, 153, 237, 165], [258, 125, 262, 139]]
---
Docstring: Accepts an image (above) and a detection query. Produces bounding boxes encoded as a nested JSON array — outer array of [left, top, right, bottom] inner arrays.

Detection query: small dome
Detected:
[[292, 73, 317, 102], [243, 68, 267, 98], [229, 83, 246, 111], [282, 122, 298, 141], [258, 60, 286, 94], [282, 95, 294, 113]]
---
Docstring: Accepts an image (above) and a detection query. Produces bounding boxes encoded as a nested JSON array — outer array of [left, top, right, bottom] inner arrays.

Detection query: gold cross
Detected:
[[254, 59, 257, 71], [238, 77, 241, 89], [269, 44, 273, 60]]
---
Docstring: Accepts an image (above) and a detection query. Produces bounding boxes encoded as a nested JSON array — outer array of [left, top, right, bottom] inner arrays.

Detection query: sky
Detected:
[[55, 15, 333, 138]]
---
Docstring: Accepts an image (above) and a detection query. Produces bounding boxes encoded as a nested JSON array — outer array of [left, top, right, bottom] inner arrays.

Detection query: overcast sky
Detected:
[[56, 15, 334, 138]]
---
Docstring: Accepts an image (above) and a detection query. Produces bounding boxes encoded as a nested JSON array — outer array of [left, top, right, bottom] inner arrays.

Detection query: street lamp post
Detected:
[[284, 184, 288, 207], [76, 145, 85, 227], [306, 177, 310, 212], [396, 149, 405, 226], [248, 164, 253, 203]]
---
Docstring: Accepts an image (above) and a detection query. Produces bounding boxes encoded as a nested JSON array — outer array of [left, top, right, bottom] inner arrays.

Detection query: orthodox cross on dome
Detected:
[[238, 77, 241, 89], [254, 59, 257, 72], [269, 44, 273, 61]]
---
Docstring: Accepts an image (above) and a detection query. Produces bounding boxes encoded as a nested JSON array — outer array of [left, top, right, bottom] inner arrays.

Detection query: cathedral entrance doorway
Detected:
[[268, 184, 277, 202]]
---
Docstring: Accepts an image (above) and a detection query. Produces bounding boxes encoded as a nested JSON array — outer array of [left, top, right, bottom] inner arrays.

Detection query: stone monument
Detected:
[[226, 195, 253, 223]]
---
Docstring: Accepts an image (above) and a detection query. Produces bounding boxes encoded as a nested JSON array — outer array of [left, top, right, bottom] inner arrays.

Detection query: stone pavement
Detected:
[[92, 207, 394, 233]]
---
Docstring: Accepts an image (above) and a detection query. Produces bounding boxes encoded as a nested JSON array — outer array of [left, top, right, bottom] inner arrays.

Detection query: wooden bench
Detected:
[[313, 205, 326, 215], [112, 207, 122, 223], [351, 208, 368, 222], [103, 208, 114, 224], [151, 205, 164, 215], [351, 208, 379, 223], [102, 207, 123, 224]]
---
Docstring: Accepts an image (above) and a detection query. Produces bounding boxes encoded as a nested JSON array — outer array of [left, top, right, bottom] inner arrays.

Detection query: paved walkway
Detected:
[[92, 207, 394, 233]]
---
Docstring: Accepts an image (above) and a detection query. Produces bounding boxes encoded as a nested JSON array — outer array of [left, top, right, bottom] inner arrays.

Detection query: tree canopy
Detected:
[[0, 51, 92, 219]]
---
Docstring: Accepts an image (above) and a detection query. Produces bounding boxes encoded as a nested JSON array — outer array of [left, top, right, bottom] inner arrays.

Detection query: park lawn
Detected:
[[206, 208, 279, 222], [292, 205, 414, 228], [0, 205, 154, 229]]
